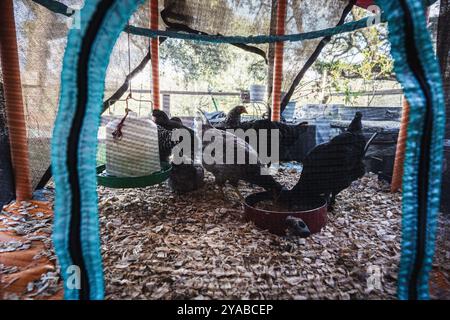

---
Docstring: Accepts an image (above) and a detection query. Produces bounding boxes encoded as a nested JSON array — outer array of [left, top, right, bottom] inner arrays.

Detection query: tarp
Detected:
[[0, 201, 63, 299]]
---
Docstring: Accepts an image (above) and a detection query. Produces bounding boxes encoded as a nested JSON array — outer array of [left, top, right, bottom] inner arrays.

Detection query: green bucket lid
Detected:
[[96, 162, 172, 188]]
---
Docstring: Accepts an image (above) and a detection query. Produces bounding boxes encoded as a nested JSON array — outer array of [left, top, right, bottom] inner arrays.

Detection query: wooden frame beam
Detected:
[[0, 0, 32, 201], [271, 0, 287, 122]]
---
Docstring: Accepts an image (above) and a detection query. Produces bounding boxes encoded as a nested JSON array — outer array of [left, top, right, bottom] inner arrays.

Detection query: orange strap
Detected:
[[0, 0, 32, 201], [391, 10, 429, 193], [271, 0, 287, 122], [150, 0, 160, 110], [391, 98, 410, 192]]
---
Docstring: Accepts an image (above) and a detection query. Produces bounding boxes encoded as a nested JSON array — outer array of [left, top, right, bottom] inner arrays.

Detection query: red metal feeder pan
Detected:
[[244, 192, 328, 236]]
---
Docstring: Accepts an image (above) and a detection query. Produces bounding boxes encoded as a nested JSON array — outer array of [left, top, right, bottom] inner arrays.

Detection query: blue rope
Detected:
[[32, 0, 74, 16], [125, 16, 385, 44], [31, 0, 385, 43]]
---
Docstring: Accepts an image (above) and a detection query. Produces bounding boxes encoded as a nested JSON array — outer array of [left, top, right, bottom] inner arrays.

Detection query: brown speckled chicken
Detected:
[[213, 105, 247, 129], [201, 127, 283, 200]]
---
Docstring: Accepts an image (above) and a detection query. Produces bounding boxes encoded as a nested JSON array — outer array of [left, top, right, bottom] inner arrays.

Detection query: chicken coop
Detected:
[[0, 0, 449, 301]]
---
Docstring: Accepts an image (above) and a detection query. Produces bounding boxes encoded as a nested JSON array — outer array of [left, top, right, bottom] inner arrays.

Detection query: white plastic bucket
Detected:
[[105, 115, 161, 177], [249, 84, 266, 102]]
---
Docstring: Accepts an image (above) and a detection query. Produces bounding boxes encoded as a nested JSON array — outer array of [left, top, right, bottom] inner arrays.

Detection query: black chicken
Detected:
[[285, 216, 311, 238], [153, 109, 186, 130], [282, 112, 368, 210], [238, 119, 308, 161], [154, 111, 204, 193], [170, 116, 183, 124], [210, 107, 308, 161], [153, 109, 197, 163], [168, 163, 205, 194]]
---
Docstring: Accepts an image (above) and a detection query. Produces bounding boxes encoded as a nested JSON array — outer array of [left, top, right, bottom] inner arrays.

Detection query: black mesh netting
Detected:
[[13, 0, 353, 187]]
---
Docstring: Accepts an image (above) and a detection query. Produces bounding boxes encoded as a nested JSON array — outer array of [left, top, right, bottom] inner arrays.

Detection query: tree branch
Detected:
[[280, 0, 357, 113], [160, 7, 267, 64]]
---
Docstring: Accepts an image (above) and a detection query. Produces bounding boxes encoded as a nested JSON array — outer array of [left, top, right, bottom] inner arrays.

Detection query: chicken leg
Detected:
[[232, 185, 245, 203], [218, 185, 226, 200], [327, 192, 337, 212]]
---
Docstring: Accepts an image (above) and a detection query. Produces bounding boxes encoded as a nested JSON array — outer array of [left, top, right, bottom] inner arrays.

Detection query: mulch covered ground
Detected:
[[98, 169, 402, 300], [1, 165, 448, 299], [0, 200, 62, 300], [430, 213, 450, 299]]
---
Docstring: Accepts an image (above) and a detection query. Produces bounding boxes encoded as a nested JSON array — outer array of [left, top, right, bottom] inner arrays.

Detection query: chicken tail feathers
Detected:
[[347, 112, 363, 133]]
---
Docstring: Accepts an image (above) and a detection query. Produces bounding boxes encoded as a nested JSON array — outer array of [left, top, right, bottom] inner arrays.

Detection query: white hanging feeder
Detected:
[[105, 112, 161, 177]]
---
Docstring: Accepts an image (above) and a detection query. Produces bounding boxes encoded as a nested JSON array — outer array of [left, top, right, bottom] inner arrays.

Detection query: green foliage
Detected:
[[316, 49, 393, 83], [247, 60, 267, 83], [156, 6, 396, 109], [160, 39, 233, 84], [311, 8, 395, 105]]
